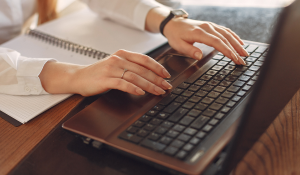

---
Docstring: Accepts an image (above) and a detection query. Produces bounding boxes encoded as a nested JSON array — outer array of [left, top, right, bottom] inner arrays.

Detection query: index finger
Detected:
[[114, 49, 171, 78]]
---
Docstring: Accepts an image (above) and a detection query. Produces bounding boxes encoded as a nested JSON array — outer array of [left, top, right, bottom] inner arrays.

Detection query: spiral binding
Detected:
[[26, 29, 110, 60]]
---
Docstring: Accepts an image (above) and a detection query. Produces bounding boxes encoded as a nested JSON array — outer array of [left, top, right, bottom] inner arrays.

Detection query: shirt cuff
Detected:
[[16, 57, 57, 95]]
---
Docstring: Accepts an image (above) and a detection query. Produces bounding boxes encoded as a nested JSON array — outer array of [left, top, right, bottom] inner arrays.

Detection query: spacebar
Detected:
[[184, 59, 218, 84]]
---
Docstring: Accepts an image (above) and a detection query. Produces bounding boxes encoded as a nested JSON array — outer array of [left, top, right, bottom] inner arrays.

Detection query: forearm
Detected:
[[145, 6, 170, 33], [39, 61, 84, 94]]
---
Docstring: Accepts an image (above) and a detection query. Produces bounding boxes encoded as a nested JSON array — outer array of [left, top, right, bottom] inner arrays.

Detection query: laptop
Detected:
[[63, 1, 300, 174]]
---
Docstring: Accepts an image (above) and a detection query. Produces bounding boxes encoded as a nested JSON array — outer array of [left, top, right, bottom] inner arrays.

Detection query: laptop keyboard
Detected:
[[118, 44, 268, 160]]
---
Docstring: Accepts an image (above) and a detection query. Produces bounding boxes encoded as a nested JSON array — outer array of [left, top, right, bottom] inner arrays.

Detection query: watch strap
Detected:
[[159, 11, 175, 36]]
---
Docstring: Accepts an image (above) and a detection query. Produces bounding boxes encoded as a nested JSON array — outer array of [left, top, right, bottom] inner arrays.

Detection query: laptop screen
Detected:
[[222, 0, 300, 174]]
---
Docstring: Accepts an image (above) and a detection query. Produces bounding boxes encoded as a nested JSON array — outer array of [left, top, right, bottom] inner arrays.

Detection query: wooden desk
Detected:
[[1, 89, 300, 175]]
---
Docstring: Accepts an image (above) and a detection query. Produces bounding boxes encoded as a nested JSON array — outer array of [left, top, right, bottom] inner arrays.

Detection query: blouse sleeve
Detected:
[[0, 47, 56, 95], [80, 0, 163, 31]]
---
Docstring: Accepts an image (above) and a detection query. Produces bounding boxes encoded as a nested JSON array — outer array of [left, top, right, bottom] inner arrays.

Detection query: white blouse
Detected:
[[0, 0, 162, 95]]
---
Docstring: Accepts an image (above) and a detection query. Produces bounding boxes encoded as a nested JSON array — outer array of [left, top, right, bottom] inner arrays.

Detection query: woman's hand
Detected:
[[40, 50, 172, 96], [164, 18, 248, 65], [145, 7, 248, 65]]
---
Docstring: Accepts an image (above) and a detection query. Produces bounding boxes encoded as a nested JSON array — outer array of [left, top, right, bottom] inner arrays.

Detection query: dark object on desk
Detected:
[[10, 5, 284, 175], [63, 1, 300, 174]]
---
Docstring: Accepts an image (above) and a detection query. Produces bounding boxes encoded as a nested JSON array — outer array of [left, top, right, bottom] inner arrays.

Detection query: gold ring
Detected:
[[121, 69, 128, 79]]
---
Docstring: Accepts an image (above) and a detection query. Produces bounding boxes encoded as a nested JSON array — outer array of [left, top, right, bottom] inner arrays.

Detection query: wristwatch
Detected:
[[159, 9, 189, 36]]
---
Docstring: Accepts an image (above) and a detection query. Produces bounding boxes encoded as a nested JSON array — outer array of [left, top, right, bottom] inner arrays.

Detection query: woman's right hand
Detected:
[[40, 49, 172, 96]]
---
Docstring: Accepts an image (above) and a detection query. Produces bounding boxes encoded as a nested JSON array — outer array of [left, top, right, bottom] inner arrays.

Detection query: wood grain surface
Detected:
[[0, 94, 83, 175]]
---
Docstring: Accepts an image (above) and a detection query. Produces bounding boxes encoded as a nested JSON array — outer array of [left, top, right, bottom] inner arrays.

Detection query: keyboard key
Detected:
[[246, 57, 257, 62], [195, 80, 206, 86], [184, 127, 198, 135], [188, 109, 201, 117], [237, 90, 246, 96], [231, 70, 243, 76], [207, 91, 220, 99], [221, 91, 234, 98], [183, 102, 195, 109], [200, 75, 212, 80], [137, 129, 149, 137], [245, 45, 258, 52], [148, 132, 161, 141], [178, 133, 191, 142], [191, 116, 209, 129], [213, 55, 223, 60], [225, 65, 235, 70], [239, 75, 251, 82], [206, 70, 218, 75], [161, 121, 174, 128], [127, 126, 139, 133], [214, 86, 226, 92], [189, 96, 202, 103], [172, 88, 184, 95], [247, 80, 256, 86], [159, 93, 177, 105], [222, 57, 231, 62], [219, 70, 231, 75], [164, 102, 181, 113], [119, 132, 142, 143], [164, 146, 178, 156], [188, 85, 201, 92], [166, 130, 180, 138], [175, 96, 188, 103], [249, 65, 260, 71], [155, 126, 167, 134], [227, 86, 239, 92], [202, 125, 213, 132], [140, 115, 152, 122], [189, 137, 200, 145], [133, 120, 145, 128], [250, 52, 261, 58], [235, 66, 248, 72], [195, 90, 208, 97], [215, 113, 225, 119], [254, 61, 264, 66], [209, 119, 219, 125], [179, 116, 195, 126], [255, 46, 268, 53], [201, 85, 214, 91], [144, 124, 156, 131], [201, 97, 214, 104], [215, 97, 229, 104], [209, 103, 223, 110], [173, 124, 186, 132], [219, 81, 231, 87], [221, 106, 231, 113], [147, 110, 158, 116], [182, 90, 194, 97], [141, 139, 166, 151], [214, 74, 226, 81], [152, 105, 164, 111], [160, 136, 173, 145], [232, 96, 241, 102], [203, 109, 217, 117], [196, 131, 207, 139], [150, 118, 162, 125], [157, 112, 169, 119], [194, 103, 208, 111], [225, 75, 236, 82], [244, 70, 255, 76], [212, 65, 223, 71], [168, 108, 188, 122], [176, 150, 188, 159], [208, 79, 220, 86], [233, 80, 245, 87], [242, 85, 251, 91], [178, 82, 190, 89], [170, 140, 185, 148], [217, 61, 228, 66], [226, 101, 236, 107], [183, 143, 194, 152]]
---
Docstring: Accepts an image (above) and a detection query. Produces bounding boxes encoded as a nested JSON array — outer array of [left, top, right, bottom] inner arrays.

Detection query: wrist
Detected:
[[145, 7, 170, 33]]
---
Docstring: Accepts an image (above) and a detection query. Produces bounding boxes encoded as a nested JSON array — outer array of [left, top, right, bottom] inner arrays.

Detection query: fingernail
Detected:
[[242, 48, 249, 56], [162, 80, 172, 89], [163, 69, 171, 78], [136, 88, 145, 95], [240, 58, 246, 65], [155, 86, 166, 95], [231, 52, 238, 62], [195, 52, 202, 60]]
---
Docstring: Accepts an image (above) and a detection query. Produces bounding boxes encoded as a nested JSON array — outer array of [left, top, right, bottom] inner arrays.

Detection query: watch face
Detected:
[[172, 9, 188, 17]]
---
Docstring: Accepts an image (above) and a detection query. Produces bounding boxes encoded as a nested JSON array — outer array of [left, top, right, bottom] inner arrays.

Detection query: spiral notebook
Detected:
[[0, 8, 167, 126]]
